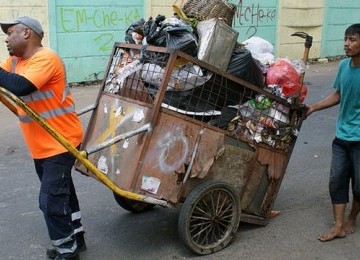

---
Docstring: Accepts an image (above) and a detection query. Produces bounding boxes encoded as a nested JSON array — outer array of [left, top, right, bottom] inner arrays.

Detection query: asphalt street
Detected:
[[1, 60, 360, 260]]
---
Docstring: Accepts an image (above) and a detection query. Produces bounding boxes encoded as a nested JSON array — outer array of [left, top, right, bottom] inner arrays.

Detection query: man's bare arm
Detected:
[[306, 91, 340, 117]]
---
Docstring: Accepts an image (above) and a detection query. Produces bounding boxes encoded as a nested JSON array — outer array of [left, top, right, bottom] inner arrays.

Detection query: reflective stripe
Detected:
[[52, 233, 74, 247], [18, 104, 75, 123], [56, 246, 76, 255], [51, 233, 77, 254], [71, 211, 81, 221], [74, 226, 84, 235], [21, 90, 54, 102], [54, 241, 77, 255], [62, 85, 71, 102]]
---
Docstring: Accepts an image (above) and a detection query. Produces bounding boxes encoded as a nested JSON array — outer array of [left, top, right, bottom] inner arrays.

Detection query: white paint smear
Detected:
[[115, 106, 123, 117], [132, 109, 145, 122], [123, 139, 129, 149], [97, 155, 108, 174], [103, 103, 108, 114], [157, 127, 188, 173]]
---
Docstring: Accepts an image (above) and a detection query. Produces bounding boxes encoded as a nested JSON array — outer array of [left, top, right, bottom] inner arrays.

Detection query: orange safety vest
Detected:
[[0, 48, 83, 159]]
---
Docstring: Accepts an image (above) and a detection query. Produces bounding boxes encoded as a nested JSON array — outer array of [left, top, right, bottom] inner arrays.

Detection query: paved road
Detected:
[[1, 61, 359, 259]]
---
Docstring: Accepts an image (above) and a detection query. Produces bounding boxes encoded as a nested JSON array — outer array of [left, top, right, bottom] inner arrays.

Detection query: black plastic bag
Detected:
[[166, 27, 198, 56], [227, 48, 265, 88], [163, 86, 217, 112], [145, 22, 167, 47], [125, 19, 145, 43]]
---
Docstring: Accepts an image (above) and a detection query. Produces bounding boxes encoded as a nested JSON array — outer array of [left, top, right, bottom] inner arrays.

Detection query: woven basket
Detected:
[[182, 0, 236, 26]]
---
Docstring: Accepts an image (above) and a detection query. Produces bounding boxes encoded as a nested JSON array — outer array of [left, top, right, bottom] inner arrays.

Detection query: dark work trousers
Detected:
[[34, 150, 83, 255]]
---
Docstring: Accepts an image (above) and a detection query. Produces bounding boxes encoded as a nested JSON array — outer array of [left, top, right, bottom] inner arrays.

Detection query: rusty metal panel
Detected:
[[136, 111, 225, 203], [241, 162, 269, 217], [205, 142, 255, 192], [75, 93, 153, 190]]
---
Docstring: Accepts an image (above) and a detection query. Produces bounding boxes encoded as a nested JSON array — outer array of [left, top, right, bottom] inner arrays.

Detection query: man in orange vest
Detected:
[[0, 16, 86, 259]]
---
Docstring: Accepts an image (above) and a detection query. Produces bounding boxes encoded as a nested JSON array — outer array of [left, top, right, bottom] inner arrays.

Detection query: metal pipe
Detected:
[[86, 123, 152, 155], [76, 104, 96, 116]]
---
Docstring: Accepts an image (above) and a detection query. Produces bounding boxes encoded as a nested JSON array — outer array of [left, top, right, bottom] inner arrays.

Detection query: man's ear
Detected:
[[23, 27, 32, 39]]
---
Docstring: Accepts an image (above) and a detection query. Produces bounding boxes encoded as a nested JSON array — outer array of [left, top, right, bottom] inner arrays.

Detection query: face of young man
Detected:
[[344, 33, 360, 59]]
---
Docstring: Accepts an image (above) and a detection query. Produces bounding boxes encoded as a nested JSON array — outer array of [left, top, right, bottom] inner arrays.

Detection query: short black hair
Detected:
[[345, 23, 360, 36]]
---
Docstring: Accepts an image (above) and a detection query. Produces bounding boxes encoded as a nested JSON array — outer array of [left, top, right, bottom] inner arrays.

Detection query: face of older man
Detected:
[[4, 23, 30, 57]]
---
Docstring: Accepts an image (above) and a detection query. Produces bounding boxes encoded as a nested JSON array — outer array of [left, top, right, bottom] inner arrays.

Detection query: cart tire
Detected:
[[113, 192, 155, 213], [178, 180, 240, 255]]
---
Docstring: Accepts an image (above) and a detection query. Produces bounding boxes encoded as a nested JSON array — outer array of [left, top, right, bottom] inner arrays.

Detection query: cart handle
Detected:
[[0, 92, 18, 116], [0, 86, 170, 207]]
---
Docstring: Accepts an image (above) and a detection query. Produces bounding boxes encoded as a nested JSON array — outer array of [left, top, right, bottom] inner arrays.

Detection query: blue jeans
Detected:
[[330, 138, 360, 204], [34, 150, 83, 255]]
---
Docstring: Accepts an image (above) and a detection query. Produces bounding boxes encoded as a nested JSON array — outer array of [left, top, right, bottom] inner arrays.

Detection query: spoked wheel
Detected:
[[113, 192, 155, 213], [178, 180, 241, 255]]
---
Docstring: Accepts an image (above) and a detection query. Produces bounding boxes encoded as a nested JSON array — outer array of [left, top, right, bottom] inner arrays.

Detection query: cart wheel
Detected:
[[113, 192, 155, 213], [178, 180, 240, 255]]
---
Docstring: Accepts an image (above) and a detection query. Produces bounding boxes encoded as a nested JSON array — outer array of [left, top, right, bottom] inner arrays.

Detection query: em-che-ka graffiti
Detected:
[[234, 0, 276, 37], [58, 6, 141, 52]]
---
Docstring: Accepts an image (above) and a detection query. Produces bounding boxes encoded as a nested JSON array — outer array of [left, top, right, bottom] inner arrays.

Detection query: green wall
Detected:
[[230, 0, 278, 47], [322, 0, 360, 57], [48, 0, 144, 83]]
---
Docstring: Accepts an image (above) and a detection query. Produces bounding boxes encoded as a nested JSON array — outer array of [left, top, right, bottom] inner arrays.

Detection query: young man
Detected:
[[306, 23, 360, 242], [0, 16, 86, 259]]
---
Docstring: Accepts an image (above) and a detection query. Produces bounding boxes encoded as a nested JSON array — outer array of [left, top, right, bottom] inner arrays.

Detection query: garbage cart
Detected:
[[0, 42, 306, 255]]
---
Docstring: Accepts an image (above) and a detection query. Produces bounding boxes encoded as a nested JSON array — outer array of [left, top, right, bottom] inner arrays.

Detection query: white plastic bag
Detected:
[[242, 37, 275, 65]]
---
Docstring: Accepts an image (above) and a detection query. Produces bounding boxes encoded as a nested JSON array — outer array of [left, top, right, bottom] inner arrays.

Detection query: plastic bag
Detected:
[[227, 48, 265, 88], [141, 63, 209, 91], [168, 64, 210, 91], [166, 27, 198, 56], [145, 20, 167, 47], [141, 63, 164, 86], [243, 36, 274, 54], [242, 37, 275, 65], [266, 59, 301, 97], [291, 58, 307, 74], [125, 19, 145, 43]]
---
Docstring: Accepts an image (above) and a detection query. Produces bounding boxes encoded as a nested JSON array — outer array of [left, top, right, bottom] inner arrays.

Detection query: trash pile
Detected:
[[108, 0, 308, 150], [226, 94, 298, 150]]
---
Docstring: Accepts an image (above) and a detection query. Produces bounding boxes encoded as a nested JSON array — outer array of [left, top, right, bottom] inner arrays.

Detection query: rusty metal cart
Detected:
[[0, 43, 306, 255]]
